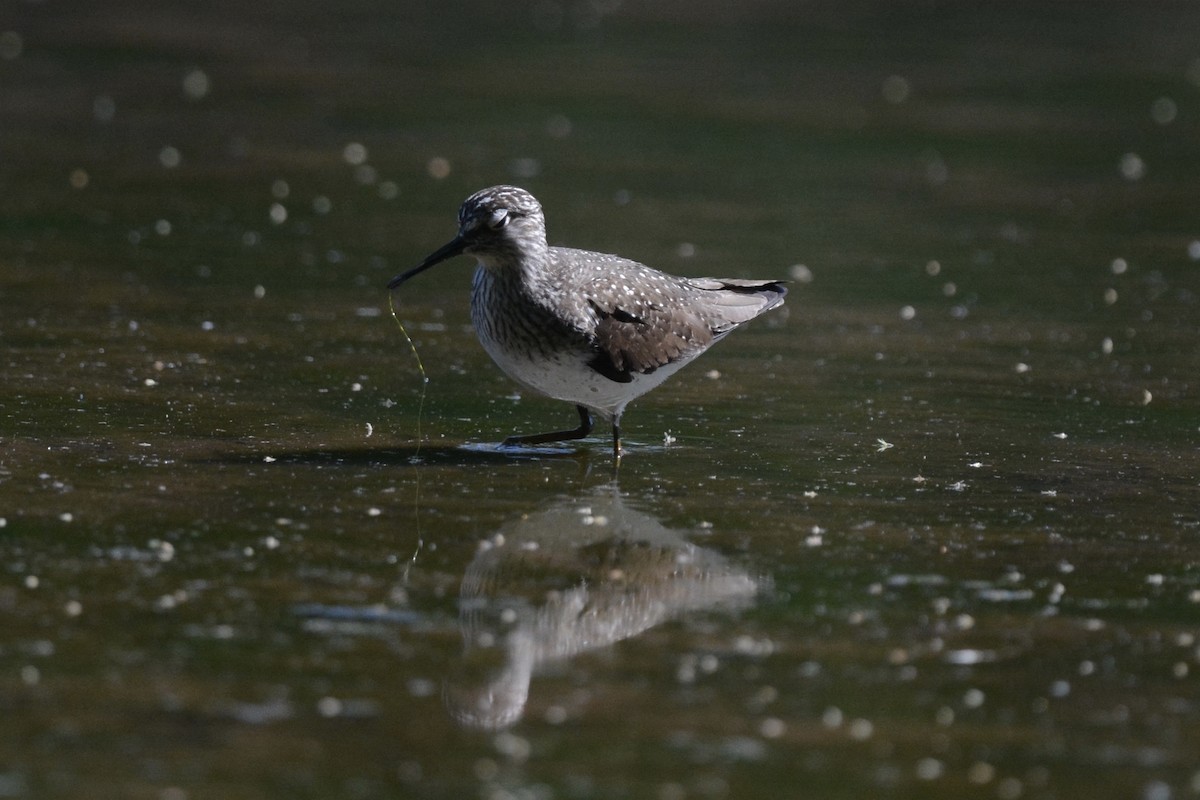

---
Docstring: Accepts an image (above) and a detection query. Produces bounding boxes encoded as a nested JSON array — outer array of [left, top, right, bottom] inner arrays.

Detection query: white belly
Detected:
[[478, 334, 687, 422]]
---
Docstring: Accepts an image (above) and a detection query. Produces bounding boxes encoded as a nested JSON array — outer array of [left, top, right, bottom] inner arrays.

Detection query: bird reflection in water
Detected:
[[444, 485, 763, 730]]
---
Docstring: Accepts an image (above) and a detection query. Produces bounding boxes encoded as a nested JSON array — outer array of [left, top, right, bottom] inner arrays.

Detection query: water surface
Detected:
[[2, 2, 1199, 798]]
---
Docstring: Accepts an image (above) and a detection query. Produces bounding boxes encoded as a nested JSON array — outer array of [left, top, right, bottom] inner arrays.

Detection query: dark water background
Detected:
[[2, 2, 1199, 798]]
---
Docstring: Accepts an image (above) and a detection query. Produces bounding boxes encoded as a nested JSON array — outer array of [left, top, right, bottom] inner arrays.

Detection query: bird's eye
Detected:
[[487, 209, 510, 229]]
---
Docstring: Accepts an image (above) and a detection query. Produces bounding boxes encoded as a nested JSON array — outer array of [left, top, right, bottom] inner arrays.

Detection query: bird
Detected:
[[387, 185, 787, 460]]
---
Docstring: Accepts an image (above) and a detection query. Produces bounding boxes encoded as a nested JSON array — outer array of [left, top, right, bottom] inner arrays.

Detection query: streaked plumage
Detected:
[[388, 185, 787, 459]]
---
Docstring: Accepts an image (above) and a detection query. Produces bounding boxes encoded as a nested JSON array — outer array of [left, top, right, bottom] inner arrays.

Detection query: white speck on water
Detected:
[[153, 540, 175, 561], [662, 430, 676, 446], [263, 455, 276, 463], [925, 259, 941, 276], [876, 438, 893, 451], [1101, 337, 1114, 354], [364, 422, 373, 438], [144, 378, 158, 387], [1188, 240, 1200, 261], [343, 142, 368, 165], [963, 688, 985, 708], [317, 696, 343, 718], [899, 304, 916, 320], [312, 195, 332, 214], [1103, 287, 1118, 305], [1111, 257, 1128, 274], [159, 146, 181, 168], [847, 718, 874, 740], [1142, 389, 1153, 405], [705, 369, 721, 380], [155, 219, 172, 236], [64, 600, 83, 617], [1146, 573, 1164, 586], [948, 480, 967, 491], [271, 179, 289, 199], [915, 757, 944, 781], [58, 512, 73, 523], [1014, 362, 1031, 374], [201, 321, 215, 331], [676, 242, 696, 258], [759, 717, 785, 739], [367, 507, 382, 517], [821, 706, 844, 729], [968, 461, 983, 468], [254, 284, 266, 299], [1119, 152, 1146, 181], [182, 68, 210, 100], [378, 181, 399, 199], [1052, 432, 1068, 439], [944, 649, 995, 665], [70, 168, 89, 189], [426, 156, 451, 180], [24, 575, 39, 589], [20, 666, 39, 686], [943, 281, 957, 297], [788, 263, 813, 282], [1150, 96, 1177, 125], [269, 203, 287, 224]]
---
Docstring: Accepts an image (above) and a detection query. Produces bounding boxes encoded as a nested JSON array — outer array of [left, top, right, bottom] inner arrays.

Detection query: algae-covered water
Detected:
[[2, 2, 1199, 798]]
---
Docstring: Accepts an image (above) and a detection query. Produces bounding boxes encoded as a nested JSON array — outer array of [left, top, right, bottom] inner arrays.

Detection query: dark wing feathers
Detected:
[[587, 298, 713, 380], [584, 277, 785, 382]]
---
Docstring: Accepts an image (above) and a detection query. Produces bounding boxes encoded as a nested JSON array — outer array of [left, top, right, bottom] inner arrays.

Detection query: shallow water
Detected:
[[2, 2, 1199, 798]]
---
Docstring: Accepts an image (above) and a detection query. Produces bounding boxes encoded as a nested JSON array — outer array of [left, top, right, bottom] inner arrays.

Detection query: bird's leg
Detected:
[[612, 420, 622, 462], [503, 405, 593, 447]]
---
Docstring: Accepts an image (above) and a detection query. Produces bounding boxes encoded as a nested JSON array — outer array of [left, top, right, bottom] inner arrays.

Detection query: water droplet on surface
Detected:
[[426, 157, 451, 180], [1118, 152, 1145, 181], [183, 69, 210, 100], [343, 142, 368, 165]]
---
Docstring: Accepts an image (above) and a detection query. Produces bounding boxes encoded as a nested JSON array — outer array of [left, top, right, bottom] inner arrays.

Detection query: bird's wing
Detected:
[[584, 291, 715, 382], [565, 257, 715, 382]]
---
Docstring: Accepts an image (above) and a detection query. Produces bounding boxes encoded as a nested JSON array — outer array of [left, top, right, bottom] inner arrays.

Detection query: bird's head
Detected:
[[388, 186, 547, 289]]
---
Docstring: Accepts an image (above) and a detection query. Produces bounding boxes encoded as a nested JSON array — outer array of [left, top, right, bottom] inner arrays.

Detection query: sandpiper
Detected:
[[387, 185, 787, 460]]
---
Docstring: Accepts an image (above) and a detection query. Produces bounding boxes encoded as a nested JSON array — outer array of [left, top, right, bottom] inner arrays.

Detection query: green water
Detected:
[[2, 2, 1199, 798]]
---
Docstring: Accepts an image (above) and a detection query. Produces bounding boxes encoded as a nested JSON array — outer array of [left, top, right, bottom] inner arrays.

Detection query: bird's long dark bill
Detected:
[[386, 236, 466, 289]]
